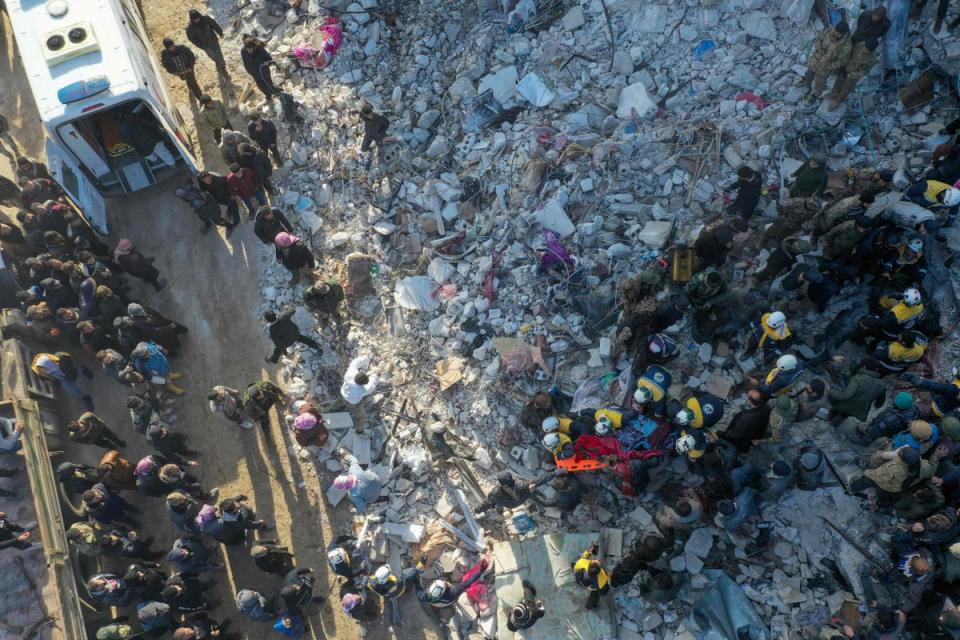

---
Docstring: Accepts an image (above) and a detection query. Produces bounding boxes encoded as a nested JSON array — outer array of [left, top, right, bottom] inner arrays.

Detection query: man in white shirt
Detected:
[[340, 356, 378, 433]]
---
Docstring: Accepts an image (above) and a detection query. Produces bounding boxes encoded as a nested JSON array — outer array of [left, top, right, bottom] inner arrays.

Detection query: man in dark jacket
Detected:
[[241, 37, 276, 100], [694, 220, 745, 270], [197, 171, 240, 228], [253, 206, 291, 245], [248, 113, 281, 166], [358, 104, 389, 160], [263, 305, 322, 363], [250, 540, 294, 576], [304, 279, 345, 318], [790, 157, 828, 198], [852, 5, 890, 49], [724, 166, 763, 220], [280, 567, 323, 615], [238, 143, 274, 195], [722, 391, 772, 453], [160, 39, 202, 100], [185, 10, 228, 77], [175, 180, 229, 232], [160, 572, 212, 613], [0, 513, 32, 551]]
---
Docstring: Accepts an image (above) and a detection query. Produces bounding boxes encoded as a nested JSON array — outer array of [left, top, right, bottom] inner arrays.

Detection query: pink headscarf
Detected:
[[134, 456, 157, 476], [114, 238, 134, 261], [333, 475, 357, 490], [340, 592, 361, 612], [274, 232, 300, 248], [195, 503, 218, 529], [294, 414, 317, 431]]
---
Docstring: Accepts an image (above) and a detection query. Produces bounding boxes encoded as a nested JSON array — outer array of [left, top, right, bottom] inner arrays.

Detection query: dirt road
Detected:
[[0, 3, 441, 639]]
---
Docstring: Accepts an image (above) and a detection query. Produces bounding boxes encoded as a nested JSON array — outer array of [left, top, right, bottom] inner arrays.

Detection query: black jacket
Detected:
[[248, 120, 278, 147], [160, 45, 197, 75], [185, 15, 223, 51], [163, 573, 208, 612], [199, 174, 232, 205], [853, 10, 890, 47], [276, 243, 315, 271], [253, 208, 291, 245], [268, 306, 303, 349], [241, 45, 272, 80], [722, 403, 773, 453], [304, 282, 344, 315], [729, 174, 762, 213]]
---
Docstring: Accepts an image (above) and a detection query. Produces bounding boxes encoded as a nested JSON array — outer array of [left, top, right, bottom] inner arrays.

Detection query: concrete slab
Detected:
[[492, 533, 615, 639]]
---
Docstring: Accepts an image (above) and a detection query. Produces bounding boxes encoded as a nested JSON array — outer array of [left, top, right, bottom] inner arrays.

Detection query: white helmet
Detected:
[[766, 311, 786, 329], [907, 237, 924, 253], [943, 187, 960, 207], [543, 432, 561, 449], [428, 580, 447, 600], [776, 354, 798, 371], [541, 416, 560, 433], [674, 409, 693, 426], [634, 386, 653, 404], [595, 416, 613, 436], [374, 566, 392, 584], [327, 548, 348, 566], [903, 288, 921, 306], [675, 434, 696, 454]]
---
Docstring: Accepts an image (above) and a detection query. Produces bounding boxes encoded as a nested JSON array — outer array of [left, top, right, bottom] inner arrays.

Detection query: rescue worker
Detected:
[[879, 234, 927, 283], [673, 391, 724, 430], [368, 557, 425, 599], [571, 544, 610, 610], [753, 354, 804, 398], [540, 415, 587, 441], [592, 406, 638, 435], [827, 38, 878, 110], [542, 431, 574, 461], [633, 365, 672, 417], [801, 20, 852, 96], [675, 428, 716, 463], [685, 267, 725, 306], [476, 471, 532, 514], [874, 331, 927, 375], [418, 558, 488, 607], [507, 581, 546, 631], [744, 311, 795, 362], [326, 534, 365, 582], [905, 179, 960, 227], [858, 288, 924, 341], [902, 367, 960, 419]]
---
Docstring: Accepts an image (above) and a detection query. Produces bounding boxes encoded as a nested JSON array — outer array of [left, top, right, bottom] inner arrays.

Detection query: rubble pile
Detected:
[[218, 0, 960, 636]]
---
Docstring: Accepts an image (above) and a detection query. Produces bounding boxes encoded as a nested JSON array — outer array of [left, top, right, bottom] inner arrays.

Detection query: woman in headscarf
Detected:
[[291, 413, 328, 449], [274, 232, 315, 284], [114, 239, 166, 291]]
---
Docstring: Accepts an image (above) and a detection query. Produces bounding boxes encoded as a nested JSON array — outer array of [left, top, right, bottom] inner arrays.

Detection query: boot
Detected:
[[169, 372, 183, 380], [165, 382, 185, 396]]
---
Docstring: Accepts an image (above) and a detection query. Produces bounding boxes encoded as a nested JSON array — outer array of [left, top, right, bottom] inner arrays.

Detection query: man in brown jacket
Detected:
[[198, 95, 232, 144], [98, 450, 137, 490], [828, 39, 879, 110]]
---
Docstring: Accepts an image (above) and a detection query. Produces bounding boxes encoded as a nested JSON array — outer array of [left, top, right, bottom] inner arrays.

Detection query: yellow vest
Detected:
[[891, 302, 923, 325], [558, 417, 574, 436], [686, 397, 705, 429], [887, 341, 925, 363], [764, 368, 795, 396], [637, 377, 666, 401], [573, 555, 610, 591], [594, 409, 623, 429], [758, 313, 791, 350], [547, 432, 572, 455]]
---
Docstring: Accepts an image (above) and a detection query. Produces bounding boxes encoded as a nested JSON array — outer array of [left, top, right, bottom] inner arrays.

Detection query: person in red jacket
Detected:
[[226, 163, 266, 218]]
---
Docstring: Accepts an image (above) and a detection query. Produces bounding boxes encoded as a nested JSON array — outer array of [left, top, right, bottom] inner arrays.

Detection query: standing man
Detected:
[[248, 112, 281, 166], [827, 39, 879, 111], [198, 95, 232, 144], [197, 171, 240, 229], [241, 37, 277, 102], [263, 306, 322, 363], [799, 21, 851, 97], [185, 10, 229, 79], [160, 39, 202, 101], [357, 104, 389, 166], [0, 114, 19, 164], [227, 163, 266, 218]]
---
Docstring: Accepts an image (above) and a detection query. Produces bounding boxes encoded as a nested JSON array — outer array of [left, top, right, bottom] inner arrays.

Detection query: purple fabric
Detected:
[[540, 230, 575, 272]]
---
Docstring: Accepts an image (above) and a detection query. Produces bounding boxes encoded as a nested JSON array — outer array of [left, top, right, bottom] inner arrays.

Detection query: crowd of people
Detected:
[[4, 1, 960, 638]]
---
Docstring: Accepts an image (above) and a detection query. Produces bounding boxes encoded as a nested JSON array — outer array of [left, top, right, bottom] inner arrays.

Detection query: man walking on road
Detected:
[[263, 306, 322, 363], [160, 38, 202, 101], [185, 10, 229, 79], [0, 114, 20, 164]]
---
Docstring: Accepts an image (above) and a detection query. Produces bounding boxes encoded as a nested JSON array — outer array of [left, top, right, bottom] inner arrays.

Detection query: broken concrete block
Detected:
[[628, 505, 653, 526], [617, 82, 655, 119], [327, 485, 347, 507], [740, 11, 777, 40], [684, 528, 713, 558], [322, 412, 355, 430], [478, 65, 518, 105], [382, 522, 425, 543], [638, 220, 674, 248], [562, 5, 585, 30]]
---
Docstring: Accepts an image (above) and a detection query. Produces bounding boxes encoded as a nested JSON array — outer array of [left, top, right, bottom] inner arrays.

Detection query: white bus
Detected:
[[7, 0, 199, 233]]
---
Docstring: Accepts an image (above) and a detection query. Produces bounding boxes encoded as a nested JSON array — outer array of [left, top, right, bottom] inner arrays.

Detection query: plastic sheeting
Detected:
[[394, 276, 441, 311], [686, 570, 772, 640]]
